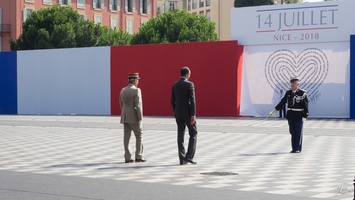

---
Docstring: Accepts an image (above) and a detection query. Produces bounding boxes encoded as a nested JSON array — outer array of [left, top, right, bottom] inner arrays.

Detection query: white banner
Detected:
[[231, 1, 355, 45], [240, 42, 350, 118]]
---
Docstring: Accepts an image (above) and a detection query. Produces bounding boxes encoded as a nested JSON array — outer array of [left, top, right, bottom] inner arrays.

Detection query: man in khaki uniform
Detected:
[[120, 73, 146, 163]]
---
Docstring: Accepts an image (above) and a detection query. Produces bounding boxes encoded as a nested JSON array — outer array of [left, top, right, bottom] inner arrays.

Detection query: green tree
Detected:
[[10, 5, 131, 50], [130, 10, 218, 45], [234, 0, 274, 7]]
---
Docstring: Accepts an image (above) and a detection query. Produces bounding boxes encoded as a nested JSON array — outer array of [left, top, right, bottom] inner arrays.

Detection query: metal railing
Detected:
[[0, 24, 11, 32]]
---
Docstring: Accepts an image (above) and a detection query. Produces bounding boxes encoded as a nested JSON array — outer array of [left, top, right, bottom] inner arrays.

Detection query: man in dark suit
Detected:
[[270, 77, 309, 153], [171, 67, 198, 165]]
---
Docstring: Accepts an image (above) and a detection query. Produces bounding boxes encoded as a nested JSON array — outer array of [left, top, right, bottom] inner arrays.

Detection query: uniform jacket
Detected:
[[120, 84, 143, 124], [171, 77, 196, 119], [275, 88, 309, 120]]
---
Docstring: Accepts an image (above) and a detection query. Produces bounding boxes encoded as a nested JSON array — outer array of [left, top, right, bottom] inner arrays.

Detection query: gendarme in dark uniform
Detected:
[[273, 77, 309, 153]]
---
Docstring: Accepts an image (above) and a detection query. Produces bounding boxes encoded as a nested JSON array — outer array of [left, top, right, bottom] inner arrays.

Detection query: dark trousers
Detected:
[[287, 119, 303, 151], [279, 104, 286, 118], [176, 117, 197, 163]]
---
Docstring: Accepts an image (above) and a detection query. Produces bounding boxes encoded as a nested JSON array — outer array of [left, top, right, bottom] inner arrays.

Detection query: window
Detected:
[[43, 0, 52, 5], [23, 8, 34, 23], [59, 0, 71, 5], [126, 18, 133, 34], [79, 13, 88, 20], [93, 0, 104, 9], [140, 0, 150, 14], [192, 0, 197, 9], [94, 15, 102, 24], [77, 0, 85, 8], [199, 11, 204, 16], [111, 16, 119, 29], [199, 0, 204, 8], [206, 0, 210, 6], [125, 0, 135, 13], [110, 0, 121, 11], [141, 19, 148, 25], [188, 0, 191, 11], [206, 10, 210, 21], [169, 2, 176, 10]]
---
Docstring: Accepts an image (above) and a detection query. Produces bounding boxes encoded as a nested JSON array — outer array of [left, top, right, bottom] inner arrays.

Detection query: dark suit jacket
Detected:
[[275, 88, 309, 120], [171, 77, 196, 119]]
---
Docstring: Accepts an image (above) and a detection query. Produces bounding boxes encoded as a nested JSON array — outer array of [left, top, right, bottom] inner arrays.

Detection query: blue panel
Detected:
[[0, 51, 17, 114], [350, 35, 355, 119]]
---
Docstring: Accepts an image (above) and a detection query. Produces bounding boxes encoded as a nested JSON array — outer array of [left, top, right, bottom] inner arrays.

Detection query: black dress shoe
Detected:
[[135, 158, 147, 162], [185, 159, 197, 164], [125, 159, 134, 163], [180, 161, 187, 165], [290, 150, 301, 153]]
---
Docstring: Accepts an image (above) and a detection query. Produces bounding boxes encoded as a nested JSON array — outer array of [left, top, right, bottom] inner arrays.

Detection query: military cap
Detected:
[[290, 77, 299, 83], [128, 73, 140, 80]]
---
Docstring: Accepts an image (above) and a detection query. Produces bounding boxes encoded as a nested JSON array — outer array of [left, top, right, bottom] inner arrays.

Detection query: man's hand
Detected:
[[268, 110, 277, 117], [190, 116, 196, 125]]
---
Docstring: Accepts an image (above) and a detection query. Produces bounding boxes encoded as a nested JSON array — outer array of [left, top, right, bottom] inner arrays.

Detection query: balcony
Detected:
[[0, 24, 11, 33]]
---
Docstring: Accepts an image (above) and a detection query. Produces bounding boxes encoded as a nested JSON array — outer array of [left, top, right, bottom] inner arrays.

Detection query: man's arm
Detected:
[[171, 85, 176, 112], [275, 91, 288, 111], [303, 93, 309, 118], [135, 88, 143, 121], [189, 83, 196, 124]]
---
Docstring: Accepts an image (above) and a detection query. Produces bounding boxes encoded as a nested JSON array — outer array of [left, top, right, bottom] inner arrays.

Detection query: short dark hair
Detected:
[[180, 67, 190, 76]]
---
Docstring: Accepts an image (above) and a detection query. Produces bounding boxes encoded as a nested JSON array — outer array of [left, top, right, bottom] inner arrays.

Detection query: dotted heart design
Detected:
[[265, 48, 329, 99]]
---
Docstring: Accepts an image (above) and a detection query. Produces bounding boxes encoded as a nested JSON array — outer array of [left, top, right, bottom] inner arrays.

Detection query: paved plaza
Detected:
[[0, 115, 354, 200]]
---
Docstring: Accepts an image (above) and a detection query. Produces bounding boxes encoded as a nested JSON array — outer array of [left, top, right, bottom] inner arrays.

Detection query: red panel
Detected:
[[111, 41, 244, 116]]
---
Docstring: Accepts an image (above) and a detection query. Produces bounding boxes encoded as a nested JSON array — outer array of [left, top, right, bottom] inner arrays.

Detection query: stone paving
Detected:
[[0, 115, 354, 200]]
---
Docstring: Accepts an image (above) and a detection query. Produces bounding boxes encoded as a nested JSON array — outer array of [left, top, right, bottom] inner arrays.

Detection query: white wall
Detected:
[[17, 47, 111, 115], [240, 42, 350, 118], [231, 1, 355, 118]]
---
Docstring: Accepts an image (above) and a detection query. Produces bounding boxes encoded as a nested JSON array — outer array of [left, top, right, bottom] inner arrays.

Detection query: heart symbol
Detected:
[[265, 48, 329, 100]]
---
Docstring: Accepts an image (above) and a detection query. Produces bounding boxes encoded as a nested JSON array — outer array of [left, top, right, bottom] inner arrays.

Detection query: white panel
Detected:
[[240, 42, 350, 118], [83, 47, 111, 115], [17, 47, 111, 115], [60, 48, 86, 115], [231, 1, 355, 45], [37, 49, 63, 114], [17, 51, 41, 114]]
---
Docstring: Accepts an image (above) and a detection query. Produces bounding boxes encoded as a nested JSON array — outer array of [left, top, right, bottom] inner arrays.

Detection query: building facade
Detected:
[[156, 0, 184, 15], [0, 0, 157, 52], [185, 0, 234, 41]]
